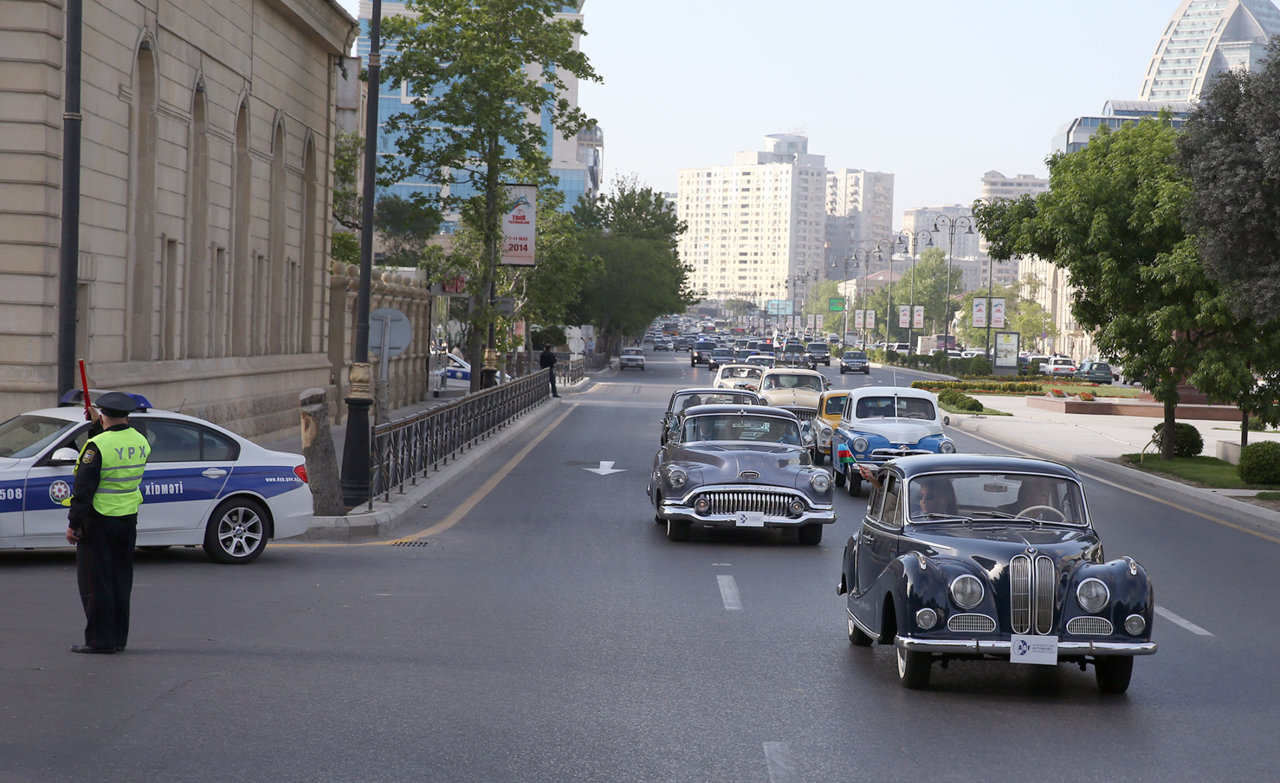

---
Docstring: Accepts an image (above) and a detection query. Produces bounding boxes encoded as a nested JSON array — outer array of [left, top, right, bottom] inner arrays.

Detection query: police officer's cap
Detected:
[[95, 391, 136, 417]]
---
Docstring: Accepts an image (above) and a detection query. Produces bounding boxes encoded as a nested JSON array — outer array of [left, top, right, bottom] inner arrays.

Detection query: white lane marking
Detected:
[[717, 574, 742, 611], [583, 460, 625, 475], [1156, 605, 1214, 636], [763, 742, 795, 783]]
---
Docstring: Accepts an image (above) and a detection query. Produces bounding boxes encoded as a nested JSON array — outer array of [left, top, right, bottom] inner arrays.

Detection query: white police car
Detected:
[[0, 392, 313, 563]]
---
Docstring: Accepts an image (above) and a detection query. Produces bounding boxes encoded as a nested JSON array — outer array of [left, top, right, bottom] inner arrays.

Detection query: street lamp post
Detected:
[[875, 239, 898, 347], [932, 214, 975, 351], [850, 248, 874, 345], [894, 230, 933, 355], [339, 0, 384, 508], [830, 255, 854, 347]]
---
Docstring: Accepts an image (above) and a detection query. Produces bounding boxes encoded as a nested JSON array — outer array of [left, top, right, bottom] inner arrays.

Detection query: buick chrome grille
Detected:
[[947, 613, 997, 633], [780, 406, 817, 421], [1010, 554, 1057, 634], [695, 490, 794, 516], [1066, 616, 1113, 635]]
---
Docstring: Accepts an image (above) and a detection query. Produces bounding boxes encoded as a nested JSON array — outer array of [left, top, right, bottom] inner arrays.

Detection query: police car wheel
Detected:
[[203, 498, 270, 564]]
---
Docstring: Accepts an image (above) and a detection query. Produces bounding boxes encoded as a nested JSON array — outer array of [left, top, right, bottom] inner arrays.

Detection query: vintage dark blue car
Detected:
[[648, 404, 834, 544], [838, 454, 1156, 693]]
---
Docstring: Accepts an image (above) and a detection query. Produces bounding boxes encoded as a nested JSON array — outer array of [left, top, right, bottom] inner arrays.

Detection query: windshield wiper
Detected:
[[915, 513, 972, 522]]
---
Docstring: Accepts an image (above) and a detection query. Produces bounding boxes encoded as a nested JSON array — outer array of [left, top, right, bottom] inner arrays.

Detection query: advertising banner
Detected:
[[854, 310, 864, 329], [992, 298, 1006, 328], [865, 309, 876, 329], [501, 184, 537, 266], [913, 305, 924, 329], [898, 305, 909, 328], [973, 298, 987, 329]]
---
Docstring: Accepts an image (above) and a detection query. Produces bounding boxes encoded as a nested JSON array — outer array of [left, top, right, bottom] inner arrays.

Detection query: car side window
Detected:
[[143, 419, 238, 462], [880, 474, 903, 529]]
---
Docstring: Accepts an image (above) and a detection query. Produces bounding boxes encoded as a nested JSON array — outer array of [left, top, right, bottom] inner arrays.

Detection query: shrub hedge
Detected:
[[911, 380, 1042, 394], [1238, 440, 1280, 484], [1152, 422, 1204, 458]]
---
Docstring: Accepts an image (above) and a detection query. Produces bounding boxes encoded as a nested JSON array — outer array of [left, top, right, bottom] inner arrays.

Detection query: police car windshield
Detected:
[[0, 414, 79, 459]]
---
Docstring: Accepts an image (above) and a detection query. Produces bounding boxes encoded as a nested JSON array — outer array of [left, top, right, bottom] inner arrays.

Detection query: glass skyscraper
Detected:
[[1141, 0, 1280, 102]]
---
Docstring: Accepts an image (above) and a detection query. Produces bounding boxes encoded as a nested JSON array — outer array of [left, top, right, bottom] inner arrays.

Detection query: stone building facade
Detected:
[[0, 0, 359, 435]]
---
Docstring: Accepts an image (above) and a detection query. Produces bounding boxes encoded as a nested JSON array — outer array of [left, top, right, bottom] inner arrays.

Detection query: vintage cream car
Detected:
[[757, 368, 829, 425], [712, 363, 764, 392]]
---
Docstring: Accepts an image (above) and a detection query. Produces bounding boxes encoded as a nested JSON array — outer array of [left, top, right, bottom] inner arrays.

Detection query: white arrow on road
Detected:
[[583, 460, 626, 475]]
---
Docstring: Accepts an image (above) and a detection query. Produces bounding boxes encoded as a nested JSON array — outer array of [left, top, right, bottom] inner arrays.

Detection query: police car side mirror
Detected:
[[49, 447, 80, 464]]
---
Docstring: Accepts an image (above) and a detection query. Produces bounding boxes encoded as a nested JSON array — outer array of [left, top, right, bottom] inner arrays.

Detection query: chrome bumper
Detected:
[[659, 503, 835, 527], [895, 635, 1158, 657]]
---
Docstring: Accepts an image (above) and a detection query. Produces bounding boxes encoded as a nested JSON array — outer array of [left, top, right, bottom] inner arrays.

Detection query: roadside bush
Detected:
[[1238, 441, 1280, 484], [937, 388, 983, 412], [1152, 422, 1204, 458], [529, 325, 566, 351]]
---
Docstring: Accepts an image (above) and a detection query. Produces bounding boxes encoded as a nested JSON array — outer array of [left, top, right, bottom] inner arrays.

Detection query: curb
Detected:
[[949, 414, 1280, 534]]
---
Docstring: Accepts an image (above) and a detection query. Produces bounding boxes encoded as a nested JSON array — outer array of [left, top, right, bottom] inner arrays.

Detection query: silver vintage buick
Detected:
[[647, 404, 835, 545]]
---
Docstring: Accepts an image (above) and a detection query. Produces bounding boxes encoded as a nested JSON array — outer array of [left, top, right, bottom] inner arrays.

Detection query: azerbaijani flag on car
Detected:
[[836, 442, 855, 465]]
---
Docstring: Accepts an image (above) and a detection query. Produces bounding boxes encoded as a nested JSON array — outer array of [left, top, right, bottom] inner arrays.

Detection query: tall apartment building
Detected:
[[1141, 0, 1280, 102], [358, 1, 600, 225], [677, 134, 828, 310], [824, 169, 894, 279], [976, 171, 1046, 289]]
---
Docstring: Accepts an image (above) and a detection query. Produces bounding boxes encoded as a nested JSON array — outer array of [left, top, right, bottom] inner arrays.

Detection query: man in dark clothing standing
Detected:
[[539, 345, 560, 397], [65, 391, 150, 654]]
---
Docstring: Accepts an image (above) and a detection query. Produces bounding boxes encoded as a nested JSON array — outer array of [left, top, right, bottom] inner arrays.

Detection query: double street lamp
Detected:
[[932, 214, 975, 350], [893, 229, 933, 354], [850, 247, 874, 344]]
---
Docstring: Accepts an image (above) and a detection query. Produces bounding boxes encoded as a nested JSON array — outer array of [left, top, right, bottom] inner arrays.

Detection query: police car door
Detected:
[[133, 416, 232, 535], [11, 420, 87, 546]]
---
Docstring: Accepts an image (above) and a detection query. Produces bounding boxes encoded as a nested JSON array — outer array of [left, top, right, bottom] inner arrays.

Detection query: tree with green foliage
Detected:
[[953, 281, 1055, 352], [373, 194, 443, 269], [803, 280, 842, 334], [381, 0, 600, 390], [1179, 38, 1280, 324], [569, 181, 695, 354], [976, 119, 1219, 458]]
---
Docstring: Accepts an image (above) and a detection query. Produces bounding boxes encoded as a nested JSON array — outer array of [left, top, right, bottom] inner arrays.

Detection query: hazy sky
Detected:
[[337, 0, 1189, 224]]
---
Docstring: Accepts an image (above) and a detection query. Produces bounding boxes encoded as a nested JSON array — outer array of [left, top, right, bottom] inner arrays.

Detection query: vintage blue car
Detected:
[[838, 454, 1157, 693], [829, 386, 955, 496], [648, 404, 834, 544]]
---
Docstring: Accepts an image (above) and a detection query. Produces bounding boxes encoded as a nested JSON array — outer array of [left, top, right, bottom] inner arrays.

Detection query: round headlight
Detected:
[[693, 496, 711, 515], [1077, 578, 1110, 613], [938, 439, 956, 454], [788, 498, 806, 517], [810, 472, 831, 492], [667, 467, 687, 489], [852, 436, 869, 453], [915, 608, 938, 630], [950, 574, 984, 610], [1124, 613, 1147, 635], [818, 421, 833, 436]]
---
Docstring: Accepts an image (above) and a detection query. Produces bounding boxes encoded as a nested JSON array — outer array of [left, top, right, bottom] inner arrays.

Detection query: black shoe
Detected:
[[70, 645, 115, 655], [553, 394, 561, 398]]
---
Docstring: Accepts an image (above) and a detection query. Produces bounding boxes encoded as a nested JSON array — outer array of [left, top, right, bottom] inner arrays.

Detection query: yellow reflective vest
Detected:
[[79, 427, 149, 516]]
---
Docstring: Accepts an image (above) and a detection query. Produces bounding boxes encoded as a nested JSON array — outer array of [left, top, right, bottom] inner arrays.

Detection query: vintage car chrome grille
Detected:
[[947, 613, 997, 633], [695, 490, 796, 516], [779, 406, 817, 422], [1010, 554, 1057, 634], [1066, 616, 1114, 635], [869, 447, 930, 459]]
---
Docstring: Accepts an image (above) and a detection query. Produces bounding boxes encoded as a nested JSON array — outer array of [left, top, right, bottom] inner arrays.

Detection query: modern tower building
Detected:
[[677, 134, 828, 311], [824, 170, 894, 280], [356, 1, 600, 226], [1141, 0, 1280, 103]]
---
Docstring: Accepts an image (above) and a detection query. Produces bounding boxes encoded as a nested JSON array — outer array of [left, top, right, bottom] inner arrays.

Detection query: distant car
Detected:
[[775, 344, 813, 369], [690, 341, 717, 367], [713, 363, 764, 392], [619, 347, 646, 371], [839, 350, 870, 375], [673, 337, 692, 351], [839, 454, 1157, 692], [707, 347, 736, 372], [811, 389, 851, 466], [745, 354, 775, 368], [1075, 361, 1113, 384], [660, 387, 763, 441], [829, 386, 955, 497], [806, 342, 831, 366], [0, 395, 313, 563], [653, 339, 673, 351], [1042, 357, 1078, 377], [438, 354, 509, 384], [649, 404, 833, 544]]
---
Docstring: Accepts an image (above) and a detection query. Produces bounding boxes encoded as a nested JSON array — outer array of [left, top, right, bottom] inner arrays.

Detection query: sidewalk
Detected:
[[948, 393, 1280, 531]]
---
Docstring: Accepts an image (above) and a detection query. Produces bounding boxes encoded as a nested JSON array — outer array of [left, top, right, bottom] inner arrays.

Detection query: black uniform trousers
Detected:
[[76, 511, 138, 650]]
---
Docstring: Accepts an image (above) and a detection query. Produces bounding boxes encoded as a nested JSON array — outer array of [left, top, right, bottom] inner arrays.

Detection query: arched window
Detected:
[[268, 120, 286, 355], [184, 83, 210, 358], [127, 42, 158, 361], [301, 136, 318, 353], [231, 102, 251, 356]]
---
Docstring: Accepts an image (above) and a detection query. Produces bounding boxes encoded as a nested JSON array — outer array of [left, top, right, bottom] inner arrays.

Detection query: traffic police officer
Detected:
[[65, 391, 150, 654]]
